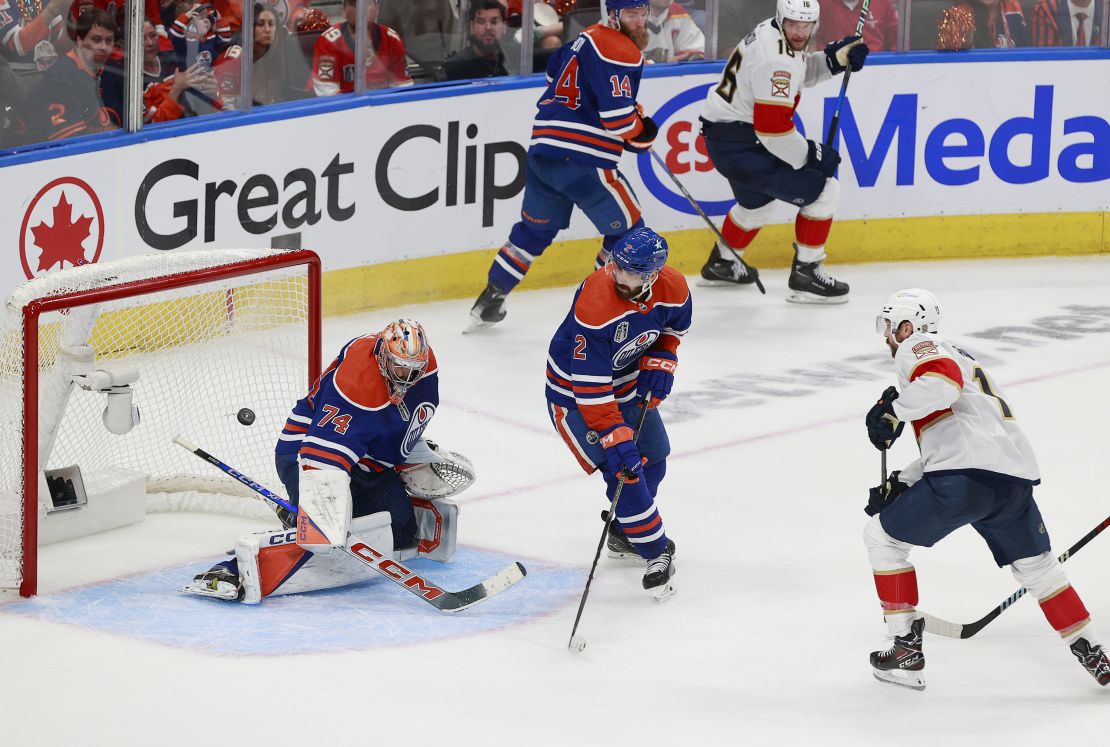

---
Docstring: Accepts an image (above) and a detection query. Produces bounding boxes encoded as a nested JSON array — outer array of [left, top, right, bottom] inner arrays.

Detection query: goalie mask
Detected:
[[376, 319, 430, 405], [876, 288, 941, 337]]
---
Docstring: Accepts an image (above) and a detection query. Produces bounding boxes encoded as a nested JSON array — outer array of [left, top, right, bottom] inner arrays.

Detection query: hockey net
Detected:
[[0, 249, 320, 597]]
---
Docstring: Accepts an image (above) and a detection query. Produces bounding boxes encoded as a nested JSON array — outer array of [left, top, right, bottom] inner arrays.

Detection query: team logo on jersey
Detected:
[[614, 321, 629, 344], [771, 71, 791, 98], [19, 176, 104, 280], [317, 57, 334, 80], [912, 341, 939, 359], [401, 402, 436, 457], [613, 330, 659, 370]]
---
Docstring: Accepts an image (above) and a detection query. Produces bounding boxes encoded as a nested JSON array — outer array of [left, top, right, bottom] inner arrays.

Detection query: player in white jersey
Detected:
[[862, 289, 1110, 690], [698, 0, 868, 303]]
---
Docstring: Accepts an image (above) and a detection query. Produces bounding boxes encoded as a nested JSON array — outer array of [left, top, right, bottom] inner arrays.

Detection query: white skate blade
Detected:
[[179, 583, 239, 601], [872, 668, 925, 691], [696, 277, 757, 289], [785, 289, 850, 305], [462, 318, 500, 335], [607, 549, 642, 561], [650, 581, 676, 603]]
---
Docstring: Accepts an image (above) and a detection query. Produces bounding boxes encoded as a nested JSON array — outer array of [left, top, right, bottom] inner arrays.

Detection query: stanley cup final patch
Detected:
[[912, 340, 939, 359]]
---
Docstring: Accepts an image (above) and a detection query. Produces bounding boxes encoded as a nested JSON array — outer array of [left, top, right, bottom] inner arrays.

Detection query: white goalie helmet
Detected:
[[777, 0, 821, 26], [876, 288, 942, 336]]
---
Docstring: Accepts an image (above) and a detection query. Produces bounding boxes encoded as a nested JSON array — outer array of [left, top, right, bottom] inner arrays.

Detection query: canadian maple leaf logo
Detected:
[[29, 192, 94, 273]]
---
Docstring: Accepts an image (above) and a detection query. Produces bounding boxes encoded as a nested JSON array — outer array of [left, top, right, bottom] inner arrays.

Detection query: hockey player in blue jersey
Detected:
[[546, 226, 691, 599], [468, 0, 658, 331], [182, 319, 476, 603]]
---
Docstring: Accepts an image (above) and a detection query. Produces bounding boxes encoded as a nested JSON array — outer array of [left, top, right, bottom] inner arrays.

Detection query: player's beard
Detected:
[[619, 24, 649, 50], [614, 280, 645, 301]]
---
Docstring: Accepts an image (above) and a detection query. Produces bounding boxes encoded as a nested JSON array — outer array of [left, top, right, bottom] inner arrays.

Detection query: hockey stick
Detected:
[[173, 435, 526, 613], [568, 393, 653, 651], [648, 148, 767, 295], [825, 0, 871, 147], [922, 513, 1110, 639]]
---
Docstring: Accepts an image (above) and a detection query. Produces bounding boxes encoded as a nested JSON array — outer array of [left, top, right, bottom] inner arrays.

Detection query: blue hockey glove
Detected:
[[599, 424, 644, 481], [866, 386, 904, 450], [806, 140, 841, 178], [637, 351, 677, 406], [865, 471, 908, 516], [824, 35, 869, 75]]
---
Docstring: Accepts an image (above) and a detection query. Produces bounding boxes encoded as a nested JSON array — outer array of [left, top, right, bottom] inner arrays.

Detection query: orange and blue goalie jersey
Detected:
[[276, 335, 439, 474], [546, 266, 692, 434], [529, 24, 647, 168]]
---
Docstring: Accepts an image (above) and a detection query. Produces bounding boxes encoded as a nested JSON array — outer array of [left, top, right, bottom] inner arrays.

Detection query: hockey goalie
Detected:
[[182, 319, 476, 603]]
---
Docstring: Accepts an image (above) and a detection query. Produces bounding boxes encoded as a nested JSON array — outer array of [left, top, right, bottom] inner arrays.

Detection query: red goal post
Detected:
[[2, 249, 321, 597]]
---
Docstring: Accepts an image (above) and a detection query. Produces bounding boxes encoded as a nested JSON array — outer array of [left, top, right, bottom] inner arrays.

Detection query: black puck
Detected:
[[237, 408, 256, 426]]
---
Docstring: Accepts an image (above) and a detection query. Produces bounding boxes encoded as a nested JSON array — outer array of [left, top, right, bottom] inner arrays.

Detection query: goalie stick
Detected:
[[173, 435, 526, 613], [922, 513, 1110, 639], [647, 149, 766, 295]]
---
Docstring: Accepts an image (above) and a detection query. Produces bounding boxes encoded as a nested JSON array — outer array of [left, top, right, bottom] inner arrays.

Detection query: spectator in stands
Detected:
[[1031, 0, 1102, 45], [378, 0, 456, 73], [29, 8, 120, 140], [68, 1, 166, 42], [169, 2, 233, 70], [644, 0, 705, 62], [444, 0, 510, 80], [507, 0, 565, 51], [0, 0, 71, 73], [143, 59, 223, 120], [285, 6, 328, 93], [101, 18, 175, 124], [937, 0, 1028, 49], [213, 3, 288, 107], [309, 0, 411, 96], [817, 0, 899, 51]]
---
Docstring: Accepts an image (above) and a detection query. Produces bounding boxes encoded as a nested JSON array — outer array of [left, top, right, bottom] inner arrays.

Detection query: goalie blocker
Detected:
[[183, 444, 474, 603]]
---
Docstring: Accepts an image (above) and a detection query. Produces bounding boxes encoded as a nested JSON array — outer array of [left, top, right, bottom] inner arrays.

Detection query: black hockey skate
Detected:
[[786, 247, 849, 305], [602, 510, 675, 562], [466, 282, 507, 332], [1070, 638, 1110, 686], [698, 244, 760, 288], [642, 545, 676, 602], [179, 564, 244, 601], [870, 617, 925, 691]]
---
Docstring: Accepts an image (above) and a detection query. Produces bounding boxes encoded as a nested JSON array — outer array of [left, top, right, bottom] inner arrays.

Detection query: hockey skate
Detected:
[[1070, 638, 1110, 686], [179, 564, 243, 601], [602, 511, 676, 562], [643, 546, 676, 603], [465, 282, 507, 333], [698, 244, 760, 288], [870, 617, 926, 691], [786, 246, 849, 304]]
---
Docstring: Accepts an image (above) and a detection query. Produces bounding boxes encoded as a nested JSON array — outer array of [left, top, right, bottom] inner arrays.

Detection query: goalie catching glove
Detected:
[[398, 440, 477, 499]]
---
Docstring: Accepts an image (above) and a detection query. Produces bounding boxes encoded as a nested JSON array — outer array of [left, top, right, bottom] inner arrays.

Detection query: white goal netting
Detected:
[[0, 248, 317, 593]]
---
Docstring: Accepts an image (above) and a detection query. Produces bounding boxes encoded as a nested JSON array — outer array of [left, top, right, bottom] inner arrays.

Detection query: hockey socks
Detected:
[[1039, 584, 1091, 640], [874, 566, 919, 637]]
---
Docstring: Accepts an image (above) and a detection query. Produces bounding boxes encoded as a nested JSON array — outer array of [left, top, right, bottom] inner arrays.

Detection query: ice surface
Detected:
[[2, 257, 1109, 745]]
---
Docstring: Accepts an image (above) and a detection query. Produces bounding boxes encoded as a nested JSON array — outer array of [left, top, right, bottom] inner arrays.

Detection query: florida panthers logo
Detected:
[[612, 330, 659, 370], [401, 402, 436, 457]]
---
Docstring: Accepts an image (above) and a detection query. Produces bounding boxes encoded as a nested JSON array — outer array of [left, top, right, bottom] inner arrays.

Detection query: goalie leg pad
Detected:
[[398, 498, 458, 563], [233, 513, 396, 601], [297, 468, 353, 552]]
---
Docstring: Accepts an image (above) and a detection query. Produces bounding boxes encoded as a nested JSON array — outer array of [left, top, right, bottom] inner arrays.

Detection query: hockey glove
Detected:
[[824, 35, 869, 75], [624, 115, 659, 151], [806, 140, 841, 178], [599, 424, 644, 481], [637, 351, 677, 406], [865, 471, 908, 516], [866, 386, 905, 450]]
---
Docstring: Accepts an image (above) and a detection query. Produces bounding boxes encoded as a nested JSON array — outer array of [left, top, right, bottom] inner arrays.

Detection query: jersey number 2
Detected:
[[972, 366, 1014, 419], [554, 58, 581, 110], [573, 335, 587, 360]]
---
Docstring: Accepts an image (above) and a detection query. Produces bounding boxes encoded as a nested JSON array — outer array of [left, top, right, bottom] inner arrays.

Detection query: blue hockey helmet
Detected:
[[603, 0, 650, 18], [611, 227, 668, 278]]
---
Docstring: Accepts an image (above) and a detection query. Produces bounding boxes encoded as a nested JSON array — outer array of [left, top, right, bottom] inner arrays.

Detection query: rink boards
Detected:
[[2, 49, 1107, 310]]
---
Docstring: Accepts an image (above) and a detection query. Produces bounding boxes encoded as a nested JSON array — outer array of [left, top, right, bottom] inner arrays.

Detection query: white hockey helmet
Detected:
[[376, 318, 431, 404], [876, 289, 941, 336], [777, 0, 821, 26]]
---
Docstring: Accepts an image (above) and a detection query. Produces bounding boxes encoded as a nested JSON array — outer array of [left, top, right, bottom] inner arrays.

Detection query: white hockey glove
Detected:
[[296, 468, 352, 553]]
